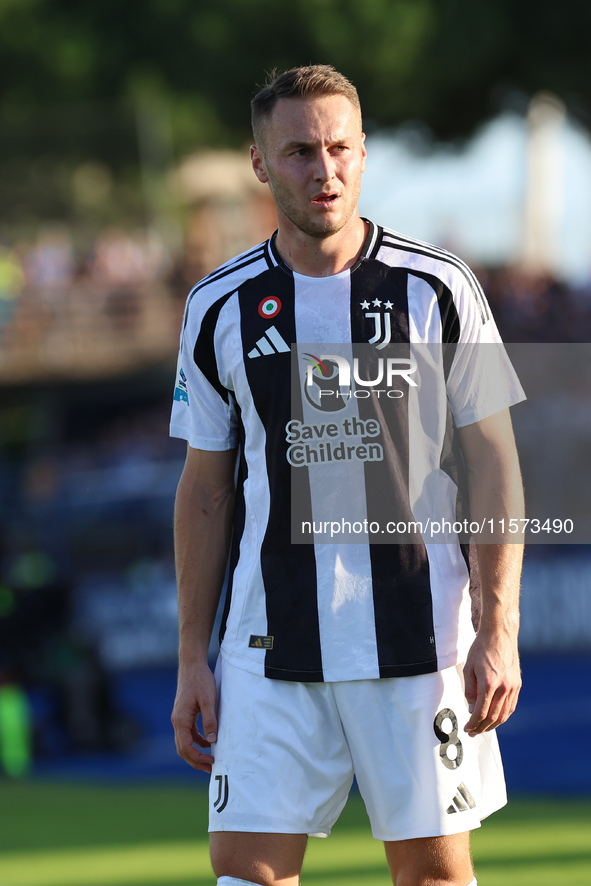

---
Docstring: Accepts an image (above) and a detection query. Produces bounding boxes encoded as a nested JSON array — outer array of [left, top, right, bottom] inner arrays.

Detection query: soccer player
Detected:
[[170, 65, 525, 886]]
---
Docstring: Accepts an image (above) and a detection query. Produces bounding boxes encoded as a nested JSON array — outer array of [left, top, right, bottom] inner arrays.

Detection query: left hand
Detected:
[[463, 627, 521, 737]]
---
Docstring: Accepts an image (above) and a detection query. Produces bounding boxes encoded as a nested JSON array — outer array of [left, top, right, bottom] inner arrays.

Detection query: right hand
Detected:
[[171, 662, 218, 773]]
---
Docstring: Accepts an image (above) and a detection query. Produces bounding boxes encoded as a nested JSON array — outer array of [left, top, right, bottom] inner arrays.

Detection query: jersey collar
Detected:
[[268, 219, 378, 276]]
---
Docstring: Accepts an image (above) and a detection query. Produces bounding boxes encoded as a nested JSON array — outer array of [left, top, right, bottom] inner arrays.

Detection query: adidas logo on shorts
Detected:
[[446, 782, 476, 814]]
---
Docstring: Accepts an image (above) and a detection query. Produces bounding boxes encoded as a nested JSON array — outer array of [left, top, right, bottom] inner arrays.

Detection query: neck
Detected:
[[274, 215, 368, 277]]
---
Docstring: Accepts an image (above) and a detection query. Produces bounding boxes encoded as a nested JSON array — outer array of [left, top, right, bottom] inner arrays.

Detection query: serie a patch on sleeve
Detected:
[[248, 635, 274, 649]]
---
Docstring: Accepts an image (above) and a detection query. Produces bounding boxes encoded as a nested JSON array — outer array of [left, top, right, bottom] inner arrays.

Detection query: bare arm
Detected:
[[171, 445, 236, 772], [457, 409, 524, 737]]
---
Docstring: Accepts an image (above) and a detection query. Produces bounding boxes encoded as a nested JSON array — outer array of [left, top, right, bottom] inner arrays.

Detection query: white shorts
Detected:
[[209, 654, 507, 842]]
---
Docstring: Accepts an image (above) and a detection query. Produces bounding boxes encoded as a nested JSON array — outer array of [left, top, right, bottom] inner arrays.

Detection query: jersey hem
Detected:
[[221, 646, 453, 682], [265, 657, 442, 682], [378, 660, 438, 678], [264, 664, 325, 682]]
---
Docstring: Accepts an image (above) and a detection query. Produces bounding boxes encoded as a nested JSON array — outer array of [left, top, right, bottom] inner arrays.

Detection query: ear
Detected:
[[251, 145, 269, 184], [360, 132, 367, 173]]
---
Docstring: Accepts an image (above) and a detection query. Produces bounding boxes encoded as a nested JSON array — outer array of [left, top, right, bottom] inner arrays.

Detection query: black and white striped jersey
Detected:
[[170, 220, 524, 682]]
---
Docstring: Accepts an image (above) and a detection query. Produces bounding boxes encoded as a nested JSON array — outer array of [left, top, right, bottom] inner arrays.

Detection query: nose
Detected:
[[313, 149, 335, 182]]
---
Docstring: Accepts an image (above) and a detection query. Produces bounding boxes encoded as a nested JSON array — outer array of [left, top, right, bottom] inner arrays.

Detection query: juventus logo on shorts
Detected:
[[213, 774, 229, 813]]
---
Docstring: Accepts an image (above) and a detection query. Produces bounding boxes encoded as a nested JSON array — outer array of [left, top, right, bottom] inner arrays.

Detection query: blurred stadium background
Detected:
[[1, 1, 591, 884]]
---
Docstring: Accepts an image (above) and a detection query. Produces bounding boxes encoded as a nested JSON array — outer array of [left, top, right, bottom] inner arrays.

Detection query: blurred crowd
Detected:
[[2, 226, 591, 351], [0, 226, 171, 294], [0, 401, 185, 769], [0, 226, 184, 378], [479, 265, 591, 343]]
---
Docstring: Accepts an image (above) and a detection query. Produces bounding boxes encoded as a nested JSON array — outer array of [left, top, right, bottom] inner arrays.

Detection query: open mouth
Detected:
[[311, 193, 338, 208]]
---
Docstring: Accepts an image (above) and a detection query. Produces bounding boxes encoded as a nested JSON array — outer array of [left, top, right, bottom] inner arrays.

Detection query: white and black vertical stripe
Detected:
[[239, 269, 323, 681], [351, 263, 437, 676]]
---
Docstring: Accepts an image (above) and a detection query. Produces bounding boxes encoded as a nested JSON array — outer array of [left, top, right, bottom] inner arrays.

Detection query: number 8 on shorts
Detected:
[[434, 708, 464, 770]]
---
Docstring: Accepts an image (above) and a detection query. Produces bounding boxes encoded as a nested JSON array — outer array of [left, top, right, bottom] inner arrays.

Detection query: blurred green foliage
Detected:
[[1, 0, 590, 232], [1, 0, 591, 162]]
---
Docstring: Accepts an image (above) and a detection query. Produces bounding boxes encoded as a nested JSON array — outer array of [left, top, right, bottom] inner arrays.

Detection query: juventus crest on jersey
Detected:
[[170, 221, 524, 683]]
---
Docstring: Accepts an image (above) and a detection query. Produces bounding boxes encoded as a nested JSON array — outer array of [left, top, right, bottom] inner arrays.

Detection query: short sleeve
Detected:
[[169, 299, 239, 451], [446, 271, 526, 427]]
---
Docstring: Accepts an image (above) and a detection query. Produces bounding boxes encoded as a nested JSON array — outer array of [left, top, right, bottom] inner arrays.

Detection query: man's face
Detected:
[[251, 94, 367, 241]]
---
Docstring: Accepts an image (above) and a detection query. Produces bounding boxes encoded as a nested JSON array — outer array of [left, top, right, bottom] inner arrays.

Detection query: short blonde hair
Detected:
[[251, 64, 362, 146]]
